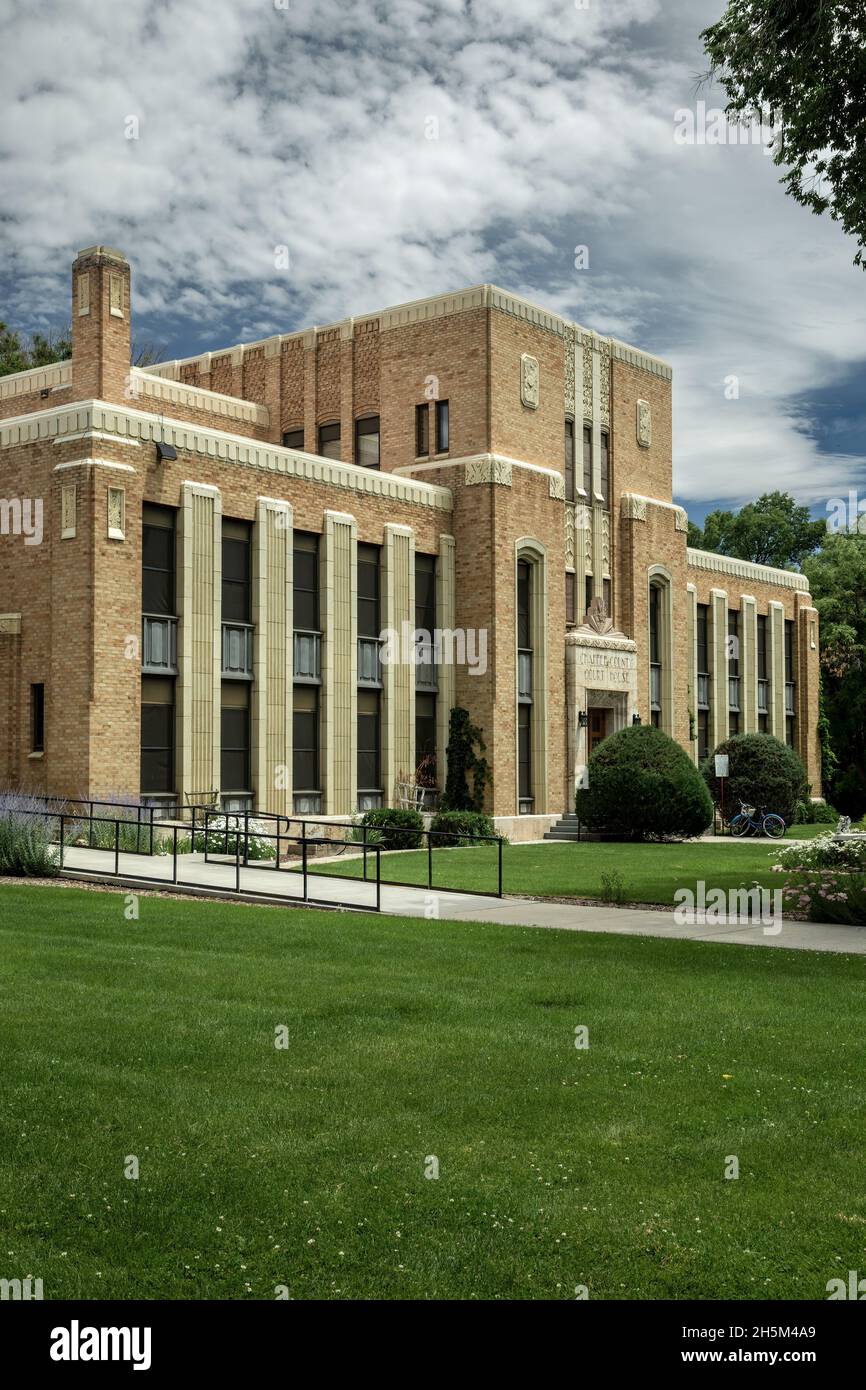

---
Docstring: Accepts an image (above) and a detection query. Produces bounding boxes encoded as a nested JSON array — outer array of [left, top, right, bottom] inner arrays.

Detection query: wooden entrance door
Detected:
[[588, 708, 608, 754]]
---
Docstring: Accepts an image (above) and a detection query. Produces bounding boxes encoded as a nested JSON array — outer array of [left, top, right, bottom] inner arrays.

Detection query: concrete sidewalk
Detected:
[[56, 843, 866, 956]]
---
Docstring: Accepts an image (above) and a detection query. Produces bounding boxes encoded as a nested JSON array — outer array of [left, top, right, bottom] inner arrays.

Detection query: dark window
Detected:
[[784, 620, 794, 681], [355, 415, 380, 470], [582, 424, 592, 495], [416, 403, 429, 457], [222, 519, 251, 624], [585, 574, 593, 616], [221, 685, 250, 792], [415, 553, 436, 675], [282, 429, 304, 449], [603, 577, 611, 618], [517, 560, 531, 650], [564, 419, 575, 500], [357, 544, 380, 640], [757, 614, 768, 680], [729, 711, 740, 736], [30, 682, 44, 754], [566, 572, 576, 627], [435, 399, 449, 453], [518, 703, 532, 801], [649, 585, 661, 665], [415, 692, 437, 779], [142, 504, 175, 615], [697, 708, 709, 763], [357, 689, 381, 791], [140, 677, 173, 793], [728, 609, 740, 677], [759, 714, 769, 734], [318, 421, 341, 460], [293, 532, 319, 631], [600, 429, 609, 507], [293, 686, 319, 791], [697, 604, 710, 675]]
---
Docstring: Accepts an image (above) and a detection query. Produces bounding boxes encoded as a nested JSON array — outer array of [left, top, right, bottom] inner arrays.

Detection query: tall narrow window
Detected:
[[785, 619, 796, 748], [415, 553, 436, 693], [293, 686, 320, 811], [282, 428, 304, 449], [728, 608, 740, 736], [649, 585, 661, 727], [566, 572, 576, 627], [564, 418, 575, 500], [222, 519, 251, 624], [293, 532, 319, 633], [599, 429, 609, 507], [221, 682, 251, 797], [603, 577, 611, 619], [582, 424, 592, 496], [415, 692, 437, 783], [357, 690, 381, 808], [757, 613, 769, 733], [697, 603, 710, 759], [142, 505, 176, 615], [517, 560, 533, 812], [355, 415, 380, 469], [518, 704, 532, 806], [140, 678, 173, 793], [435, 399, 449, 454], [30, 682, 44, 754], [357, 544, 380, 639], [318, 421, 341, 460], [416, 403, 429, 458], [585, 574, 593, 617]]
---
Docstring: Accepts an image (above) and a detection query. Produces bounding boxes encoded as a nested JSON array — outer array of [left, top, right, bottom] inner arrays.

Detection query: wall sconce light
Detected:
[[156, 440, 178, 462], [578, 711, 588, 729], [632, 713, 642, 725]]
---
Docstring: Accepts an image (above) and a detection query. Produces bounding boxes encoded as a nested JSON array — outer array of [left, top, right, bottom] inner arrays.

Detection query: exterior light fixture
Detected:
[[155, 441, 177, 462], [632, 713, 642, 725], [578, 711, 589, 729]]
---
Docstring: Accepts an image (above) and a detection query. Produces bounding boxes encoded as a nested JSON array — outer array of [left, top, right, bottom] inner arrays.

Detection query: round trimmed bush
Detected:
[[575, 725, 713, 841], [357, 807, 424, 851], [429, 810, 497, 846], [701, 734, 806, 825]]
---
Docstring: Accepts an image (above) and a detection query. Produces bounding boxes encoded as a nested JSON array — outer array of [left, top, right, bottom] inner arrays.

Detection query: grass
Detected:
[[308, 838, 795, 904], [1, 882, 865, 1301]]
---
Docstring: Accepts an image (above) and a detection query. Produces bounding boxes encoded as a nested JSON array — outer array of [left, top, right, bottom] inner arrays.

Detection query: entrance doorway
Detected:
[[588, 707, 609, 754]]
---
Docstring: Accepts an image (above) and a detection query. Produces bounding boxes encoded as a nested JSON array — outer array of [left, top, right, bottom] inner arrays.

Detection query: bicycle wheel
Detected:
[[730, 815, 751, 837], [762, 814, 786, 839]]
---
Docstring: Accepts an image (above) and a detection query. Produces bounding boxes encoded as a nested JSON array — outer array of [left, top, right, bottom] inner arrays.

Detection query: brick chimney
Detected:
[[71, 245, 132, 403]]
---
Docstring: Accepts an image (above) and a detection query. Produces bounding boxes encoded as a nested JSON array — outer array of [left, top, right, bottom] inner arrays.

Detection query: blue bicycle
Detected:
[[729, 801, 786, 839]]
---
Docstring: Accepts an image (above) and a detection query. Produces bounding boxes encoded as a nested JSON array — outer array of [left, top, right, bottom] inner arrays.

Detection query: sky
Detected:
[[1, 0, 864, 525]]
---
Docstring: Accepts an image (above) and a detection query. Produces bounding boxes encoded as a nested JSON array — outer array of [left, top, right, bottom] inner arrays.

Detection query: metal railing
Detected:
[[194, 807, 505, 899]]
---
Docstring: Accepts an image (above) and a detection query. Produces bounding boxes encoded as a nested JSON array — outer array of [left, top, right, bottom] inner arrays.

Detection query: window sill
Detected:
[[28, 751, 44, 760]]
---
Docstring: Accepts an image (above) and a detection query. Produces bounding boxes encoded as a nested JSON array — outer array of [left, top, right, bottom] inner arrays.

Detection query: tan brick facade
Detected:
[[0, 249, 821, 825]]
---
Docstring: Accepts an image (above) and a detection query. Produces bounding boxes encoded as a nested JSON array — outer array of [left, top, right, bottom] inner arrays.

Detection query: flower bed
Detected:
[[773, 831, 866, 924]]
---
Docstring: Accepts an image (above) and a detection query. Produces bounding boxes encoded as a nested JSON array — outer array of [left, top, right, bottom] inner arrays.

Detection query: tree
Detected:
[[702, 1, 866, 266], [689, 492, 824, 569], [440, 707, 490, 813], [804, 534, 866, 815], [0, 321, 71, 377], [576, 725, 714, 841]]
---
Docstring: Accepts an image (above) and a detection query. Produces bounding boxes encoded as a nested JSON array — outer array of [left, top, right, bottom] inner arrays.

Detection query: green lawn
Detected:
[[1, 882, 864, 1301], [309, 838, 793, 904]]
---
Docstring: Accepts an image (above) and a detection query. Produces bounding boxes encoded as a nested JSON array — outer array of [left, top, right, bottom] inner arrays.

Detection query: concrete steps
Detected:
[[543, 814, 584, 842]]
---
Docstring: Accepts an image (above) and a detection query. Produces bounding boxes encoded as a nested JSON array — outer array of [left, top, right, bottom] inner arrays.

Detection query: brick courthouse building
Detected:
[[0, 247, 821, 834]]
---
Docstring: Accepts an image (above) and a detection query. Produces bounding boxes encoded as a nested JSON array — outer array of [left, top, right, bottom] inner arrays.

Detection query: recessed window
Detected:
[[221, 682, 251, 793], [140, 677, 174, 793], [564, 418, 575, 500], [318, 421, 341, 460], [416, 403, 429, 457], [603, 577, 611, 617], [357, 689, 381, 798], [282, 428, 304, 449], [355, 415, 380, 470], [293, 532, 319, 632], [566, 572, 576, 627], [30, 683, 44, 754], [293, 685, 319, 793], [582, 424, 592, 495], [600, 428, 609, 507], [585, 574, 593, 616], [222, 519, 252, 624], [357, 544, 381, 640], [142, 504, 176, 615], [435, 399, 449, 454], [415, 692, 437, 781]]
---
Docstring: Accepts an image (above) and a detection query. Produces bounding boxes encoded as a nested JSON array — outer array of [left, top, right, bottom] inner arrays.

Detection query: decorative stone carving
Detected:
[[621, 493, 647, 523], [602, 510, 610, 573], [579, 595, 614, 634], [107, 486, 125, 540], [565, 503, 575, 568], [599, 352, 610, 428], [636, 398, 652, 448], [582, 340, 593, 417], [673, 506, 688, 533], [520, 353, 539, 410], [61, 483, 76, 539], [0, 613, 22, 635], [77, 272, 90, 317], [109, 273, 124, 319], [464, 457, 513, 487], [549, 471, 565, 501], [565, 328, 576, 414]]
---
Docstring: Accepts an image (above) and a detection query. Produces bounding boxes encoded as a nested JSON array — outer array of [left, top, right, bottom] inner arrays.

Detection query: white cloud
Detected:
[[1, 0, 864, 508]]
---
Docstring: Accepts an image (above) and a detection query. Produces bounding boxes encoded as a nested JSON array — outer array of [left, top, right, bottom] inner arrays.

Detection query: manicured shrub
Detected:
[[0, 793, 60, 876], [356, 807, 424, 851], [430, 810, 497, 846], [575, 725, 714, 841], [794, 798, 838, 825], [702, 734, 807, 825]]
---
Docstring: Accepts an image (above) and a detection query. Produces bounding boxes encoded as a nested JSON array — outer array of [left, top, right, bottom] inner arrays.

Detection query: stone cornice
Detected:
[[621, 492, 688, 531], [566, 630, 637, 653], [130, 370, 269, 427], [0, 359, 72, 401], [1, 400, 453, 512], [396, 452, 562, 490], [687, 547, 809, 592]]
